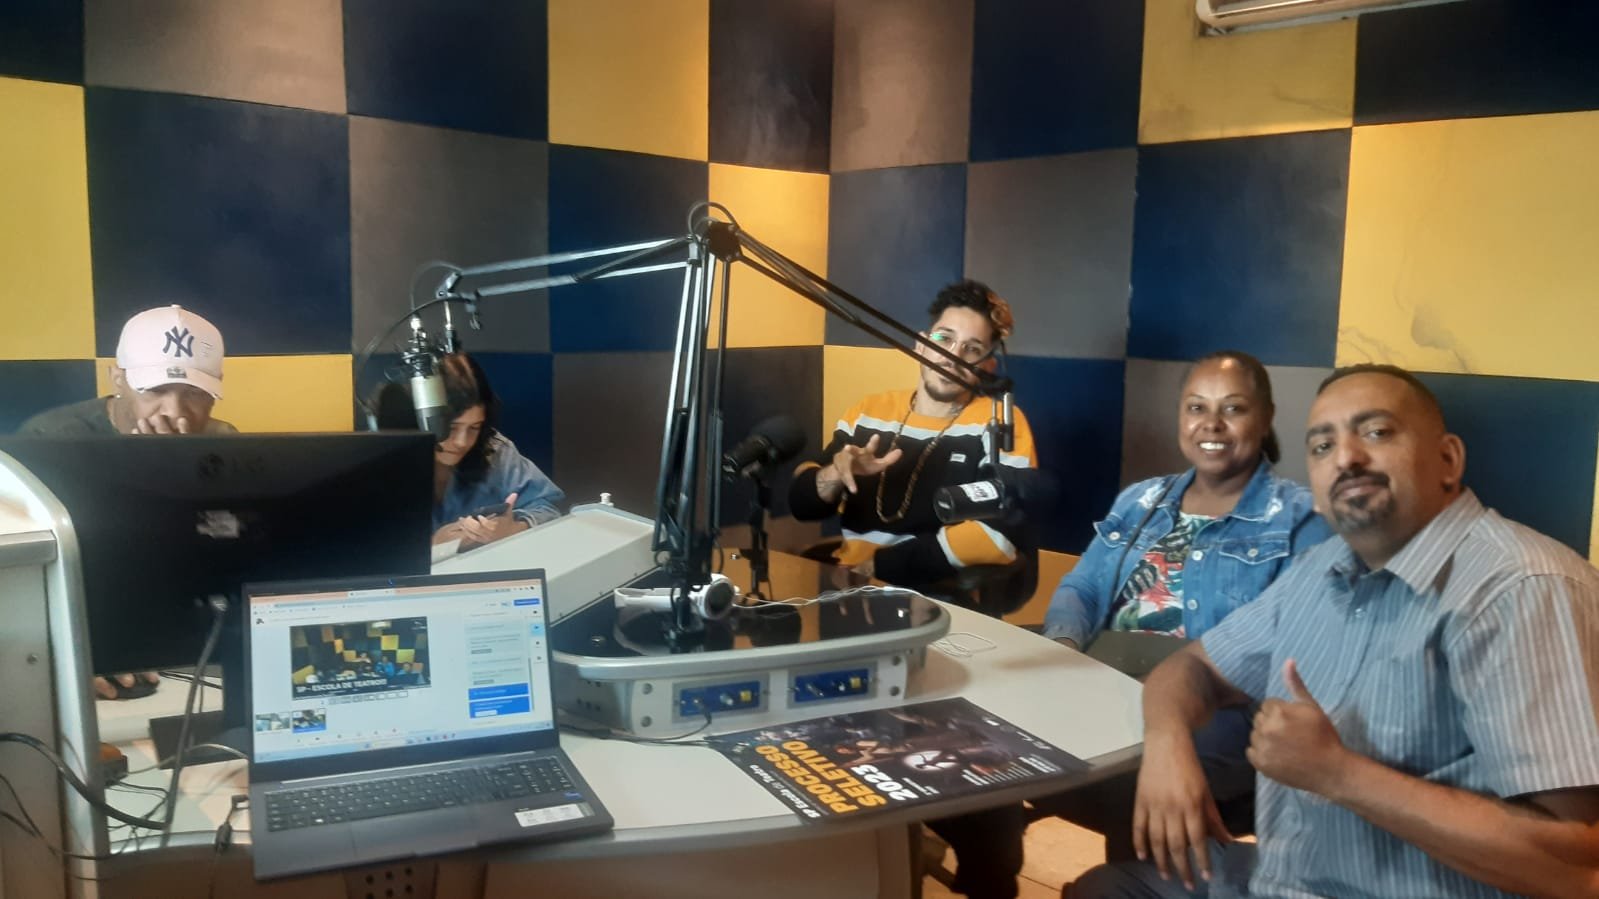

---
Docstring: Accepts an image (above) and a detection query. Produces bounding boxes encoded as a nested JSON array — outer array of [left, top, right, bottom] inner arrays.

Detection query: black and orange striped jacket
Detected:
[[788, 388, 1038, 588]]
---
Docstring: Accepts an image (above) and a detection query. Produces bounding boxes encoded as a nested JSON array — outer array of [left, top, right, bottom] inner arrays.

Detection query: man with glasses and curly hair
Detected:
[[789, 279, 1039, 596], [789, 279, 1042, 899]]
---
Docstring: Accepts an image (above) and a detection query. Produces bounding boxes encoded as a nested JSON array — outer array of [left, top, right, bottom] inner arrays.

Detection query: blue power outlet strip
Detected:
[[678, 680, 763, 717], [792, 668, 872, 704]]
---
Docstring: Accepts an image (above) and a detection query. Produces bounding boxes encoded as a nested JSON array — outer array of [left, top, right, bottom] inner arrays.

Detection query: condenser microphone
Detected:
[[401, 316, 449, 442], [614, 573, 737, 620], [722, 414, 806, 480]]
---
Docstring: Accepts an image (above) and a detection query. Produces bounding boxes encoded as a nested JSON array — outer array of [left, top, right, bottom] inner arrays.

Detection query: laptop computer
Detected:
[[245, 569, 613, 880]]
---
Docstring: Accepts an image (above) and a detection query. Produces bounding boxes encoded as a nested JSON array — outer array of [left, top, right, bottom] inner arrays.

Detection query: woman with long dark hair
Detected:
[[428, 353, 563, 550]]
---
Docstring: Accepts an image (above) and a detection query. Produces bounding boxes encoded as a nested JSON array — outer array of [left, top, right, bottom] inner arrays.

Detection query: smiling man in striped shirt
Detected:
[[1071, 364, 1599, 899]]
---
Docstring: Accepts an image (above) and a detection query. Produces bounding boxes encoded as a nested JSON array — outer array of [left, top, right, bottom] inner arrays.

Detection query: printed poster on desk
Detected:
[[705, 697, 1086, 822]]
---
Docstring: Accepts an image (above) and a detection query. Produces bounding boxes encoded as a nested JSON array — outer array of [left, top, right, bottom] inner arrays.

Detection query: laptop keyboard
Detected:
[[265, 758, 574, 832]]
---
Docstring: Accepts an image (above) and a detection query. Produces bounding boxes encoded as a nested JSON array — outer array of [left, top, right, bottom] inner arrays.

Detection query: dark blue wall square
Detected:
[[86, 88, 351, 357], [1006, 355, 1124, 554], [710, 0, 832, 173], [0, 0, 83, 84], [0, 361, 96, 433], [1416, 371, 1599, 557], [714, 345, 824, 524], [1356, 0, 1599, 125], [547, 146, 708, 353], [473, 352, 554, 475], [826, 165, 966, 346], [970, 0, 1143, 161], [353, 351, 404, 428], [344, 0, 547, 140], [1128, 130, 1350, 368]]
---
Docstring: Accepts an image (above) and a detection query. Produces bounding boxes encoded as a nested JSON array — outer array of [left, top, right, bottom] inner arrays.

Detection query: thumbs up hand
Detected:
[[1246, 659, 1354, 797]]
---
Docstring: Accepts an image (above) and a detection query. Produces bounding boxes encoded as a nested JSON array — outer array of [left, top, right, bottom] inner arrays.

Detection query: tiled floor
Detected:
[[922, 816, 1106, 899]]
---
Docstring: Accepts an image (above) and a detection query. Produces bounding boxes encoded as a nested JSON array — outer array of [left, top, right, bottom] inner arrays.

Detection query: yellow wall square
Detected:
[[1138, 0, 1355, 145], [821, 345, 918, 437], [548, 0, 709, 161], [0, 78, 94, 359], [96, 354, 356, 433], [1005, 549, 1077, 629], [1337, 111, 1599, 381], [706, 164, 828, 348]]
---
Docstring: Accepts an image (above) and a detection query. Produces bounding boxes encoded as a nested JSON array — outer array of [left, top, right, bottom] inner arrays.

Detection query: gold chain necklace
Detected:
[[875, 394, 965, 524]]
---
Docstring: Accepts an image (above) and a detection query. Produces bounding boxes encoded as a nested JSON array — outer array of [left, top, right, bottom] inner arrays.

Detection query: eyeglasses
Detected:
[[926, 330, 994, 363]]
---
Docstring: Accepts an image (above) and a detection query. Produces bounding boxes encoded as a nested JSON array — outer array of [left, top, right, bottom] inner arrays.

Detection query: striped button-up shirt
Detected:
[[1201, 489, 1599, 898]]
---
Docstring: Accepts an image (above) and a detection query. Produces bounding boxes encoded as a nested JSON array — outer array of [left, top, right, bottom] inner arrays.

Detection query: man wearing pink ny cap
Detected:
[[19, 305, 236, 435]]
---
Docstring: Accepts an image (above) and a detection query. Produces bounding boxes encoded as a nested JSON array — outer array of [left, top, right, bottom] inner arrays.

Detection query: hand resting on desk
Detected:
[[95, 671, 159, 701]]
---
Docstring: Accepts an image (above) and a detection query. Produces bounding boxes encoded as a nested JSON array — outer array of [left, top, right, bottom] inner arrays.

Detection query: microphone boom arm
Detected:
[[386, 203, 1016, 650]]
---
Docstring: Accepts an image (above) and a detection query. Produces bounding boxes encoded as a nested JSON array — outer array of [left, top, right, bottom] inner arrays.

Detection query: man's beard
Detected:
[[922, 368, 970, 405], [1328, 471, 1394, 533]]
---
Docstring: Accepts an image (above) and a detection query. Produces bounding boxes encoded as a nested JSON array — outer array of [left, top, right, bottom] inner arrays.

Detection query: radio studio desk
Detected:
[[5, 501, 1144, 899]]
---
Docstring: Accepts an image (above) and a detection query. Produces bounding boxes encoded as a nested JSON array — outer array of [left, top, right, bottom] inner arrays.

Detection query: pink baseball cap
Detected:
[[115, 305, 225, 399]]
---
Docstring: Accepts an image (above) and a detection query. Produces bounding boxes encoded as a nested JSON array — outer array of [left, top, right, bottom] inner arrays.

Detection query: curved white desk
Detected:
[[96, 599, 1141, 899]]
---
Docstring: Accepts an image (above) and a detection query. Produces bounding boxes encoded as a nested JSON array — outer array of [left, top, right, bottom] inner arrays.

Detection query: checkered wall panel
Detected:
[[3, 0, 1597, 572]]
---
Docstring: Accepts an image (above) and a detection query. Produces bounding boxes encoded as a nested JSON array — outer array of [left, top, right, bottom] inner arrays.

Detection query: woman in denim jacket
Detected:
[[428, 353, 565, 551], [1043, 351, 1331, 650], [1036, 350, 1331, 857]]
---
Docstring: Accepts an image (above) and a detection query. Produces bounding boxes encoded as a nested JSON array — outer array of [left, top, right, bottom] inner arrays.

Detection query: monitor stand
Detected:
[[148, 653, 252, 768], [148, 711, 249, 768]]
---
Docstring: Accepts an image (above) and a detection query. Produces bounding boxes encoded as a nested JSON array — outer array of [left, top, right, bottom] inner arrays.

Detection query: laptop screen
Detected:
[[248, 573, 552, 765]]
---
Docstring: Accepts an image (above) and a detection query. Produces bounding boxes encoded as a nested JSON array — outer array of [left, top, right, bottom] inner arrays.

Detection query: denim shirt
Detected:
[[1043, 460, 1332, 648], [433, 432, 564, 531]]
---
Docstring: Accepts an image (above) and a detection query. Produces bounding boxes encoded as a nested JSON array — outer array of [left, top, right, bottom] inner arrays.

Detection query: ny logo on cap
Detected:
[[164, 326, 195, 358]]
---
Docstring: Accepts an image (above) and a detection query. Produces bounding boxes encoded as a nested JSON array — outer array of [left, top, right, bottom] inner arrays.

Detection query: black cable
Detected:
[[0, 768, 45, 842], [206, 795, 248, 899], [158, 669, 223, 690], [117, 793, 169, 859], [160, 595, 228, 848], [0, 733, 168, 830], [124, 742, 248, 778], [0, 810, 126, 867], [0, 770, 130, 866], [1098, 477, 1179, 635], [109, 781, 168, 796]]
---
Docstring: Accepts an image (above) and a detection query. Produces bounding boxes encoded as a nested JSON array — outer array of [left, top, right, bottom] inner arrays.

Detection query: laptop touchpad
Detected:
[[260, 824, 358, 879], [354, 809, 477, 859]]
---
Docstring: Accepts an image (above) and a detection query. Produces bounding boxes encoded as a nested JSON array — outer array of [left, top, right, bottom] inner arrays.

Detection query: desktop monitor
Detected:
[[0, 433, 436, 751]]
